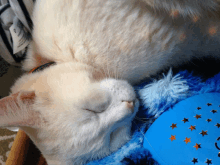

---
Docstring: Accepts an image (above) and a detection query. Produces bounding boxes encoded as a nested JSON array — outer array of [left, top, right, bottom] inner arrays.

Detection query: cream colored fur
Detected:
[[1, 0, 220, 164], [2, 62, 139, 165], [24, 0, 220, 85]]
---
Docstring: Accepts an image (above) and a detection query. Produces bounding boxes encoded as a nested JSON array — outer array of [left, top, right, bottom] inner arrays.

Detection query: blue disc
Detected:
[[143, 93, 220, 165]]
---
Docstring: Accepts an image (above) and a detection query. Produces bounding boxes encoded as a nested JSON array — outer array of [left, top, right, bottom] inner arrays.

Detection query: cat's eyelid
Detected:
[[84, 108, 104, 113]]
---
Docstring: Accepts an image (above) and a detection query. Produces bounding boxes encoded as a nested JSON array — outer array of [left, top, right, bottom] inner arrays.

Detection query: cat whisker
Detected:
[[133, 121, 154, 154], [115, 56, 119, 80], [103, 68, 108, 79], [133, 120, 148, 140], [106, 40, 111, 79], [107, 58, 111, 79], [101, 60, 108, 79]]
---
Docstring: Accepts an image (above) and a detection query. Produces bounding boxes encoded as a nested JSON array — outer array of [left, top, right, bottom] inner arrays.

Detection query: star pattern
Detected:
[[200, 130, 208, 137], [206, 119, 212, 123], [184, 137, 191, 144], [207, 103, 212, 106], [167, 100, 219, 164], [194, 114, 201, 119], [192, 158, 198, 164], [169, 135, 176, 142], [170, 123, 177, 129], [189, 125, 196, 131], [182, 118, 189, 123], [193, 143, 201, 150], [205, 159, 212, 165], [211, 109, 217, 113]]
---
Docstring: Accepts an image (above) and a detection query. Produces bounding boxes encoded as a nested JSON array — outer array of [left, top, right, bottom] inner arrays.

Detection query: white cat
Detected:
[[1, 62, 139, 165], [1, 0, 220, 164]]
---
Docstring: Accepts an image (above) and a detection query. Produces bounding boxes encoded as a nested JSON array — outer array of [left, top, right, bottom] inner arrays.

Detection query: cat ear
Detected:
[[0, 91, 42, 128]]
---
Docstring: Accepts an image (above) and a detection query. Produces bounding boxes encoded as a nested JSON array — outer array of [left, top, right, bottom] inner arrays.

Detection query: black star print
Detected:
[[206, 119, 212, 122], [207, 103, 212, 106], [192, 158, 198, 164], [197, 107, 201, 110], [182, 118, 189, 123], [193, 143, 201, 150], [216, 123, 220, 128], [194, 114, 201, 119], [211, 110, 217, 114], [205, 159, 212, 165], [170, 123, 177, 129], [200, 130, 208, 137]]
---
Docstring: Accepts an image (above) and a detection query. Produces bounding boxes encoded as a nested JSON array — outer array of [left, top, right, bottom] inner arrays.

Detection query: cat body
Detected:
[[25, 0, 220, 85], [1, 0, 220, 164]]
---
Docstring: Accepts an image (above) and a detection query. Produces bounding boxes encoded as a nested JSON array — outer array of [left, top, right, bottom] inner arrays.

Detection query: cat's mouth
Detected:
[[109, 99, 139, 133], [127, 99, 139, 116]]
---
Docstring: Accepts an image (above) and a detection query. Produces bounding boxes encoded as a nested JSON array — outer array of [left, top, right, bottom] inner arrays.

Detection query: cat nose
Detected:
[[122, 100, 135, 112], [127, 101, 135, 109]]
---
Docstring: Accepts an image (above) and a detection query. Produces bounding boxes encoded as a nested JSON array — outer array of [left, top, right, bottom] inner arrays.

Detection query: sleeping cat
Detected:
[[1, 0, 220, 164], [1, 62, 139, 165]]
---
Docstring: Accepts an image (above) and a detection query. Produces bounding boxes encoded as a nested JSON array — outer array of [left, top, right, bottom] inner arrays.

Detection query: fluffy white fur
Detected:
[[2, 62, 139, 165], [24, 0, 220, 85], [1, 0, 220, 164]]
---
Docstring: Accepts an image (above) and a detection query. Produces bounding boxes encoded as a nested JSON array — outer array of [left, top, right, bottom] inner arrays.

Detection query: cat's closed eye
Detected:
[[80, 89, 112, 113]]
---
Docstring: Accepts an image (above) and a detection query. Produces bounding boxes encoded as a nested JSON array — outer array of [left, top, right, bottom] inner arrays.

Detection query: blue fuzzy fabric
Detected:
[[86, 70, 220, 165]]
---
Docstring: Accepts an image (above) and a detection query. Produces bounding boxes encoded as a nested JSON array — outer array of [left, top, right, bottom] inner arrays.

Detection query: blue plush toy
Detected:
[[88, 70, 220, 165], [143, 93, 220, 165]]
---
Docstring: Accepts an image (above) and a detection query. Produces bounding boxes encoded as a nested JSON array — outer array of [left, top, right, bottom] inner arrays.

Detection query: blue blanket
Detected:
[[87, 69, 220, 165]]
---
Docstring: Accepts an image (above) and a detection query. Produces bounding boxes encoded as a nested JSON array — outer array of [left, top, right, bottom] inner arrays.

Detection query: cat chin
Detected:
[[82, 126, 131, 164], [108, 100, 139, 151]]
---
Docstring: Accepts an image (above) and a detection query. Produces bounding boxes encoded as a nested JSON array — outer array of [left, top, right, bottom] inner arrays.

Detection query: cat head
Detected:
[[0, 62, 139, 164]]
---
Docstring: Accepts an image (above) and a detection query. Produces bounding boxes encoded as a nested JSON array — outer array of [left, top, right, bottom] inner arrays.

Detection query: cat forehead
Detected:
[[11, 62, 102, 96], [44, 66, 103, 102], [45, 65, 93, 87], [37, 64, 101, 98]]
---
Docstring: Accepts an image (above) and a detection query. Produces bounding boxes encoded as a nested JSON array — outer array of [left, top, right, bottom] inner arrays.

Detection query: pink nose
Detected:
[[122, 100, 135, 112], [127, 101, 134, 109]]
